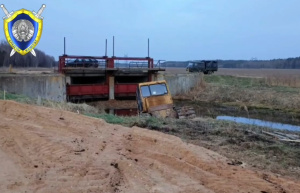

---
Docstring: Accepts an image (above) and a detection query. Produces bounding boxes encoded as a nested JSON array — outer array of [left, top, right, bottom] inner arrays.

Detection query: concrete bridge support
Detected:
[[109, 76, 115, 100], [0, 74, 66, 102], [154, 73, 202, 96]]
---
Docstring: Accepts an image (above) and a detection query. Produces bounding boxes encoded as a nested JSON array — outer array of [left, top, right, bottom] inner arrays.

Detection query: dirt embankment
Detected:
[[1, 100, 300, 193]]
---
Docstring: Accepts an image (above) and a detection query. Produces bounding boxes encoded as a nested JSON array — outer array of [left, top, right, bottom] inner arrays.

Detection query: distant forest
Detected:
[[219, 58, 300, 68], [163, 58, 300, 69], [0, 41, 56, 68]]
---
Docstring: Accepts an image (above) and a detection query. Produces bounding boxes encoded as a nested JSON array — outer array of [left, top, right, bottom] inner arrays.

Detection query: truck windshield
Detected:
[[187, 63, 193, 67], [141, 83, 168, 97], [141, 86, 151, 97]]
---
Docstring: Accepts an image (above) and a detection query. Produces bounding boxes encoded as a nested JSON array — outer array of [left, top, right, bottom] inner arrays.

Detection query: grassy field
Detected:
[[165, 67, 300, 77], [216, 68, 300, 88], [165, 67, 300, 86], [215, 68, 300, 78], [177, 73, 300, 113]]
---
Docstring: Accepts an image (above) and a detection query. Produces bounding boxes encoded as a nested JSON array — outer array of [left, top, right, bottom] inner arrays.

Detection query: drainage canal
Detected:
[[217, 116, 300, 132], [101, 100, 300, 132]]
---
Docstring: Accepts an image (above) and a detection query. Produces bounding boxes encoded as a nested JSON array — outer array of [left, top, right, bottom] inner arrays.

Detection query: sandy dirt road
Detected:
[[0, 100, 300, 193]]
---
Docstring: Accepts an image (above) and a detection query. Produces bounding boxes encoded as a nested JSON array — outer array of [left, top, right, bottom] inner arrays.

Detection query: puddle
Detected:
[[217, 116, 300, 132], [105, 108, 138, 116]]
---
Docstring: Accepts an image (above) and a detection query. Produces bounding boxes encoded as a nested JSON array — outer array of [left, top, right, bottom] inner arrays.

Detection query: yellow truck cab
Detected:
[[136, 80, 177, 118]]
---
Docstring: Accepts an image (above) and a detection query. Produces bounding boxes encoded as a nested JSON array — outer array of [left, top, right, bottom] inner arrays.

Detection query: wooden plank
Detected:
[[262, 130, 300, 142], [273, 131, 300, 140], [262, 131, 288, 140], [279, 139, 300, 143]]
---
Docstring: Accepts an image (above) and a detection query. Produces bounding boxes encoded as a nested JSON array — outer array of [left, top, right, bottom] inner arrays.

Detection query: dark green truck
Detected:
[[186, 60, 218, 74]]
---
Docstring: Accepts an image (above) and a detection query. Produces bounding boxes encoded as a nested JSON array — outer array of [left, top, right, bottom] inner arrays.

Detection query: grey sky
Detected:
[[1, 0, 300, 60]]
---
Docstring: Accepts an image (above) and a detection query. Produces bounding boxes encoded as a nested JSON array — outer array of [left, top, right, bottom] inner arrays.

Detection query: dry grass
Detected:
[[163, 68, 300, 78], [182, 75, 300, 111], [44, 100, 101, 114], [263, 76, 300, 87], [0, 90, 101, 114], [216, 68, 300, 88], [215, 68, 300, 78]]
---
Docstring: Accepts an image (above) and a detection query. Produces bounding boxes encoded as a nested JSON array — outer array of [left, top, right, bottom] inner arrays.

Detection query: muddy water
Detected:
[[105, 108, 138, 116], [217, 116, 300, 132], [174, 100, 300, 127]]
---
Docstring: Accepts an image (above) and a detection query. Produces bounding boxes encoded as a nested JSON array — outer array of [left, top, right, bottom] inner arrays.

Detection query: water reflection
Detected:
[[217, 116, 300, 132], [105, 108, 138, 116]]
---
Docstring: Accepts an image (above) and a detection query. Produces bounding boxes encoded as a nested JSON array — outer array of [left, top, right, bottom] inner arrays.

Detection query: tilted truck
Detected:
[[136, 80, 195, 119]]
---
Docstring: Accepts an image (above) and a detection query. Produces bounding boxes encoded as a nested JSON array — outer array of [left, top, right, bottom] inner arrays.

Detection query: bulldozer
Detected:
[[136, 80, 196, 119]]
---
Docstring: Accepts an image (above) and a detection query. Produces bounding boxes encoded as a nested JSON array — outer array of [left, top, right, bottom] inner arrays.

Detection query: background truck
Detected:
[[186, 60, 218, 74]]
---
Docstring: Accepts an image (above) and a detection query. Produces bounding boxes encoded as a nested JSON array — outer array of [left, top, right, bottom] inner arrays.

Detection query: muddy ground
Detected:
[[1, 100, 300, 193]]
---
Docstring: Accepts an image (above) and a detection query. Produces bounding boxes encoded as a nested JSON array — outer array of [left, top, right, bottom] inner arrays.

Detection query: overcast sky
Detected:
[[1, 0, 300, 61]]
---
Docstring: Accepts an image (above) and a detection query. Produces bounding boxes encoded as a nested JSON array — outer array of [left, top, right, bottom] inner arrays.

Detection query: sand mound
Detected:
[[0, 100, 299, 193]]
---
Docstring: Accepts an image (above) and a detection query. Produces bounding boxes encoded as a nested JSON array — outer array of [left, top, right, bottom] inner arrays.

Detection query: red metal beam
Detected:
[[67, 84, 109, 96], [114, 84, 137, 96]]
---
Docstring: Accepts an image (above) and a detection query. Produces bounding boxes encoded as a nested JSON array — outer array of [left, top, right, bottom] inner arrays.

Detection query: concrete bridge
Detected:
[[0, 55, 201, 102], [0, 72, 201, 102]]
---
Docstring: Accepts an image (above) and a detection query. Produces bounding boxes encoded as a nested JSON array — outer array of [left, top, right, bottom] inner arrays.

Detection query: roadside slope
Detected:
[[0, 100, 299, 193]]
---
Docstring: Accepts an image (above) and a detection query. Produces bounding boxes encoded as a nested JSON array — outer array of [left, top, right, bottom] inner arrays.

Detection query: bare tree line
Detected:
[[0, 41, 56, 68], [220, 59, 300, 69]]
